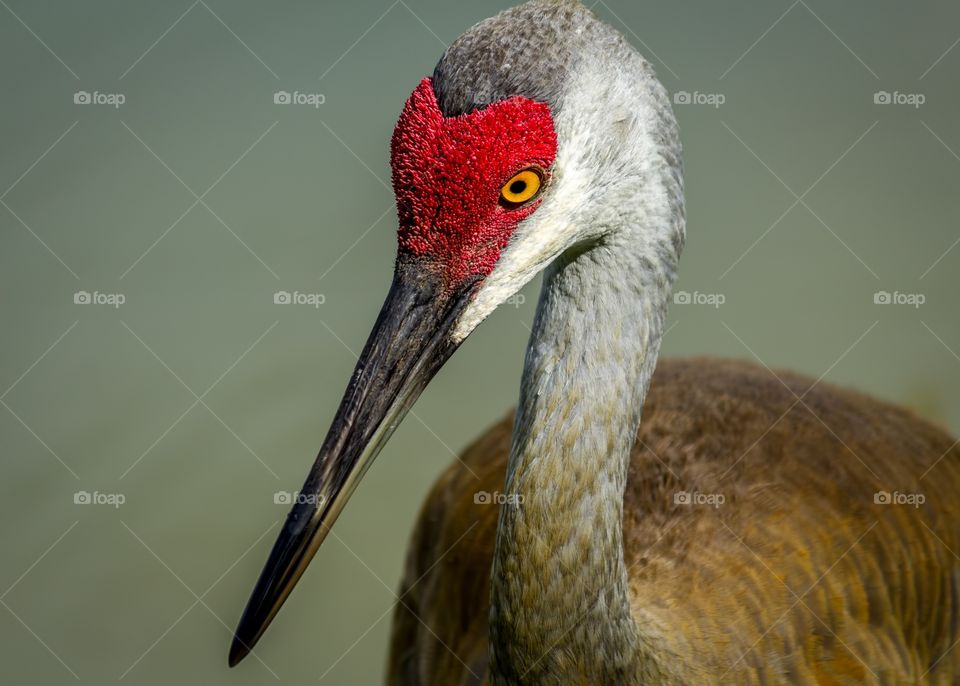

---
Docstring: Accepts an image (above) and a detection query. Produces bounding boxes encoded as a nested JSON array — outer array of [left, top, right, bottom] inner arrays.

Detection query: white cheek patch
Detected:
[[451, 103, 609, 340], [450, 48, 671, 344], [451, 161, 586, 342]]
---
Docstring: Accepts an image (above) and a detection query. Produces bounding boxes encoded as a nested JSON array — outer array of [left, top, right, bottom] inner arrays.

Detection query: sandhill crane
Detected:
[[229, 1, 960, 682]]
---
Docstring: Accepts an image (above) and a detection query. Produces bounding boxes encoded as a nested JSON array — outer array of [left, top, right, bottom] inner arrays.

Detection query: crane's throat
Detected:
[[488, 245, 673, 685]]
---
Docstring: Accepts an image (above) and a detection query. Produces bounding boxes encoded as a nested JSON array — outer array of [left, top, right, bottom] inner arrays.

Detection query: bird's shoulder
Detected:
[[388, 356, 960, 685]]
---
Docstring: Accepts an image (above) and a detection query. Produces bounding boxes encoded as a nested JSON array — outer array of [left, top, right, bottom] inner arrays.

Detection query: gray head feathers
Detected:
[[433, 0, 614, 116], [444, 0, 685, 341]]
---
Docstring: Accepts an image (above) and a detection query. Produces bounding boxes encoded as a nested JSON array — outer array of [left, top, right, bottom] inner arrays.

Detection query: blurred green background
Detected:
[[1, 0, 958, 683]]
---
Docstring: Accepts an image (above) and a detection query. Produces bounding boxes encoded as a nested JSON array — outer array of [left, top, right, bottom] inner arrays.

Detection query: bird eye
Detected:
[[500, 168, 544, 207]]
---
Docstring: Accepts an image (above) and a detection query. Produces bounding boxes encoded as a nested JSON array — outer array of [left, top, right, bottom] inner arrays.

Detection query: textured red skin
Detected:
[[390, 78, 557, 286]]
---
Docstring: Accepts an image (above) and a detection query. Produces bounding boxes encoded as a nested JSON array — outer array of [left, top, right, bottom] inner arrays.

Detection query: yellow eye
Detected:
[[500, 168, 543, 207]]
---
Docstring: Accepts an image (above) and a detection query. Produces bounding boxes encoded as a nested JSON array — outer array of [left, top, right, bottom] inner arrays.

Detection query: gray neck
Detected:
[[489, 231, 677, 685]]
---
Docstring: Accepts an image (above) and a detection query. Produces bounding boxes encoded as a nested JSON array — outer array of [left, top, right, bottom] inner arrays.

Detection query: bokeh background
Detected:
[[2, 0, 958, 683]]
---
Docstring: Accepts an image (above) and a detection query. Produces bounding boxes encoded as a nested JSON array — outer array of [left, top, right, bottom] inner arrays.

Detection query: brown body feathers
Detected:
[[388, 358, 960, 685]]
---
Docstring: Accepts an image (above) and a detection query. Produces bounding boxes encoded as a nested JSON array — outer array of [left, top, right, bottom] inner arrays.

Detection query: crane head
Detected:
[[392, 77, 557, 288], [230, 0, 682, 667]]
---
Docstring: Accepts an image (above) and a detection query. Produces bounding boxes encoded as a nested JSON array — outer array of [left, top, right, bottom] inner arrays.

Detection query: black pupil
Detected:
[[509, 179, 527, 195]]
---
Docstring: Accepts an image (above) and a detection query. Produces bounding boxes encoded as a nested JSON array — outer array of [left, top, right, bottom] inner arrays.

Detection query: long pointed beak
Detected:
[[229, 262, 480, 667]]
